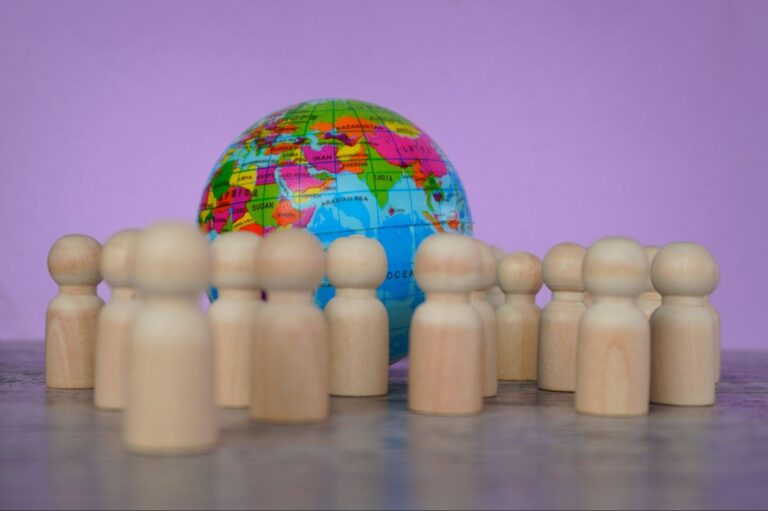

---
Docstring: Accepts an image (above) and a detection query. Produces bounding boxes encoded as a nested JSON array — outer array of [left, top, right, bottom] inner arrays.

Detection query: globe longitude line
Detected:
[[293, 100, 324, 230], [361, 103, 429, 354], [363, 104, 471, 352], [342, 100, 415, 357], [362, 104, 419, 228], [343, 99, 383, 239], [329, 98, 342, 237]]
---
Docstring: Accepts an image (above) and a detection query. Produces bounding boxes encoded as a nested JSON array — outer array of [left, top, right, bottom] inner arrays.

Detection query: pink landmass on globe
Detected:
[[302, 145, 337, 173], [279, 163, 327, 193], [366, 126, 447, 179]]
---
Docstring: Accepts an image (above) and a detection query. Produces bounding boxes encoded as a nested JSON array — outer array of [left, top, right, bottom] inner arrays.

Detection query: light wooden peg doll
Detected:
[[707, 264, 722, 383], [650, 242, 719, 406], [637, 245, 662, 319], [486, 245, 506, 309], [472, 240, 499, 398], [250, 229, 329, 423], [46, 234, 104, 389], [409, 233, 484, 416], [123, 222, 217, 455], [706, 295, 722, 384], [94, 229, 140, 409], [209, 231, 263, 408], [497, 252, 542, 381], [326, 235, 389, 397], [575, 237, 650, 417], [538, 242, 586, 392]]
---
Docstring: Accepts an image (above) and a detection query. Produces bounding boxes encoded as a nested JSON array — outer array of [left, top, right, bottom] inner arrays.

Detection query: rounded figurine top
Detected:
[[211, 231, 262, 290], [326, 235, 387, 289], [498, 252, 543, 295], [583, 237, 648, 297], [474, 240, 497, 291], [643, 245, 660, 294], [651, 242, 719, 297], [414, 233, 481, 293], [542, 242, 586, 292], [48, 234, 102, 286], [491, 245, 505, 265], [257, 228, 325, 291], [134, 221, 210, 294], [101, 229, 141, 288]]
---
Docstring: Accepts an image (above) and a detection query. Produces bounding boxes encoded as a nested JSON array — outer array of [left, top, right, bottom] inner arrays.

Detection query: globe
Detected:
[[197, 98, 473, 362]]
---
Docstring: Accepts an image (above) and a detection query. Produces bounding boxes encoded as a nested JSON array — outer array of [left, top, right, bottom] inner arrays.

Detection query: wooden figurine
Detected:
[[575, 236, 650, 417], [538, 242, 586, 392], [472, 240, 498, 398], [496, 252, 542, 381], [650, 242, 719, 406], [706, 295, 722, 383], [250, 228, 329, 423], [707, 264, 722, 383], [486, 245, 506, 309], [46, 234, 104, 389], [326, 235, 389, 397], [94, 229, 140, 409], [408, 233, 484, 416], [209, 231, 263, 408], [637, 245, 662, 319], [123, 222, 217, 455]]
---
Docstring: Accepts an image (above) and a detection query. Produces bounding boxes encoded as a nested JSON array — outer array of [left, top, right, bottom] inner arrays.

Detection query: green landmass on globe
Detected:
[[198, 98, 473, 362]]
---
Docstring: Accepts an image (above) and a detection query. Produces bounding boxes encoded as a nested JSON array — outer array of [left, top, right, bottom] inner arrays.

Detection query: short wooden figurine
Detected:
[[94, 229, 140, 409], [497, 252, 542, 381], [46, 234, 104, 389], [650, 242, 719, 406], [250, 228, 329, 423], [408, 233, 484, 416], [575, 236, 650, 417], [326, 235, 389, 397], [123, 222, 217, 455], [538, 242, 586, 392]]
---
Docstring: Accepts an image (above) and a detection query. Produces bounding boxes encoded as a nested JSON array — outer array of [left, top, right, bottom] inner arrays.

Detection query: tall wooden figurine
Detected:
[[650, 242, 719, 406], [538, 242, 586, 392], [46, 234, 104, 389], [209, 231, 263, 408], [472, 240, 498, 398], [486, 245, 506, 309], [706, 294, 722, 383], [94, 229, 140, 409], [409, 233, 484, 416], [637, 245, 662, 319], [250, 229, 329, 423], [497, 252, 542, 381], [706, 262, 722, 383], [575, 237, 650, 417], [123, 222, 217, 455], [326, 235, 389, 397]]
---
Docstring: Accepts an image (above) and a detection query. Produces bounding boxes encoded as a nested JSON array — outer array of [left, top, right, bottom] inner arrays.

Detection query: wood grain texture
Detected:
[[497, 252, 542, 381], [94, 229, 140, 410], [122, 222, 217, 455], [650, 242, 718, 406], [408, 233, 484, 416], [538, 243, 586, 393], [209, 231, 263, 408], [326, 236, 389, 397], [575, 237, 650, 417], [249, 229, 329, 424], [46, 234, 103, 389], [3, 343, 768, 510]]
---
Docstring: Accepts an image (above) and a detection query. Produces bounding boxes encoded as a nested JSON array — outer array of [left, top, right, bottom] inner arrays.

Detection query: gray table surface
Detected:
[[1, 342, 767, 510]]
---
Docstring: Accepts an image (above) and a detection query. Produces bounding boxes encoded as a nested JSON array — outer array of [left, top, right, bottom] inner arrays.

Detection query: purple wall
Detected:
[[1, 1, 766, 348]]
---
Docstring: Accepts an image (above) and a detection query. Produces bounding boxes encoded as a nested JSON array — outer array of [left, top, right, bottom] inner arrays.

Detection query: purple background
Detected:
[[0, 1, 766, 348]]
